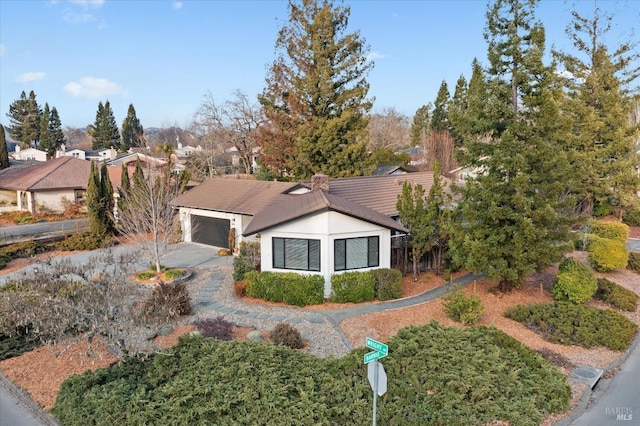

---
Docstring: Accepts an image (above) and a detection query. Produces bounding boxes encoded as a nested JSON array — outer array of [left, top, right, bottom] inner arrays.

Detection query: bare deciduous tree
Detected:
[[115, 162, 185, 273], [192, 90, 262, 175], [368, 107, 411, 151]]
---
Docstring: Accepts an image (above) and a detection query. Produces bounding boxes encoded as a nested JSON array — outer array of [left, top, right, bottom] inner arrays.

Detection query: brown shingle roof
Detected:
[[0, 157, 126, 191], [243, 189, 408, 236], [170, 178, 301, 215]]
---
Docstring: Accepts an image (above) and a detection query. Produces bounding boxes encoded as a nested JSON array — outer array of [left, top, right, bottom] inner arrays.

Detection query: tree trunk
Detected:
[[412, 251, 419, 282], [498, 278, 513, 293]]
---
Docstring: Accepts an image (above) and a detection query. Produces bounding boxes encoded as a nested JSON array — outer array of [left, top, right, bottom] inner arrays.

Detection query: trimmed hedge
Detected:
[[552, 258, 597, 304], [505, 302, 637, 351], [595, 278, 638, 312], [627, 251, 640, 273], [587, 234, 629, 272], [372, 268, 402, 300], [245, 271, 324, 306], [330, 271, 375, 303], [590, 220, 629, 244]]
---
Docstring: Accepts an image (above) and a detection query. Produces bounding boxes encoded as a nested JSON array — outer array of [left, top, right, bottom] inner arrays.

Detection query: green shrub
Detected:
[[270, 323, 304, 349], [0, 253, 10, 269], [593, 199, 614, 217], [53, 232, 107, 251], [194, 317, 233, 340], [627, 251, 640, 273], [505, 302, 637, 351], [372, 268, 402, 300], [623, 208, 640, 226], [0, 241, 40, 258], [136, 271, 156, 280], [588, 235, 629, 272], [552, 258, 597, 303], [0, 325, 42, 361], [141, 282, 192, 321], [163, 269, 183, 280], [330, 271, 375, 303], [233, 241, 260, 281], [595, 278, 638, 312], [442, 288, 484, 325], [245, 271, 324, 306], [590, 220, 629, 243]]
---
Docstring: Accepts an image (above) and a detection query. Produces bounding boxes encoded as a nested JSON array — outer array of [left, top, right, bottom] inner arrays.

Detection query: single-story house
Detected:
[[0, 156, 124, 213], [172, 172, 449, 297], [11, 146, 47, 162]]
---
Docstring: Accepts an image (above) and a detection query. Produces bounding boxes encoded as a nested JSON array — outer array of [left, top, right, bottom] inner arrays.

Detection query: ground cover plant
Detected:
[[595, 278, 638, 312], [505, 302, 637, 351], [52, 322, 570, 426]]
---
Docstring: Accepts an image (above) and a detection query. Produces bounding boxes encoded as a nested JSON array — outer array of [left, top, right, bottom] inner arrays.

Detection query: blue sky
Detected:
[[1, 0, 638, 130]]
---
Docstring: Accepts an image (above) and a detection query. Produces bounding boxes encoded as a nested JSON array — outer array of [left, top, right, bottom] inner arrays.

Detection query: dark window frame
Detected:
[[272, 237, 321, 272], [334, 236, 380, 271]]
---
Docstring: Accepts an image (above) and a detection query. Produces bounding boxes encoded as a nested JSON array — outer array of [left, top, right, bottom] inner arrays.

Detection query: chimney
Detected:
[[311, 173, 329, 191]]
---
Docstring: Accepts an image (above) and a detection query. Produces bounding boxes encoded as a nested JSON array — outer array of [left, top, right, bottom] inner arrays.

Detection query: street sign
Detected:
[[368, 361, 387, 396], [364, 350, 384, 363], [366, 338, 388, 356]]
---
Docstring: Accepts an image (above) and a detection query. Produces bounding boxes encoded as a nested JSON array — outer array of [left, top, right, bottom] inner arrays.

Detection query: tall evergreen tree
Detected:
[[6, 90, 41, 148], [87, 161, 106, 238], [410, 104, 431, 147], [92, 101, 121, 150], [101, 162, 115, 235], [0, 124, 9, 169], [396, 181, 431, 282], [430, 80, 450, 132], [553, 6, 640, 217], [39, 103, 53, 157], [257, 0, 374, 178], [49, 107, 65, 152], [121, 104, 144, 152], [451, 0, 575, 292], [425, 162, 450, 275]]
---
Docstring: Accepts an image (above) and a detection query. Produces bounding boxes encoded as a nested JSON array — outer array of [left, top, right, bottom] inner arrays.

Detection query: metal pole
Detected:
[[372, 359, 378, 426]]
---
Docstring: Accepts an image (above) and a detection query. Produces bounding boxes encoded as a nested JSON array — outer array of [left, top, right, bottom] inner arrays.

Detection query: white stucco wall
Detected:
[[260, 211, 392, 298], [32, 190, 78, 212]]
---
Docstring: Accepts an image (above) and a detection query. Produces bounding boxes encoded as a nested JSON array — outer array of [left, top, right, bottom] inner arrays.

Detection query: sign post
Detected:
[[364, 338, 388, 426]]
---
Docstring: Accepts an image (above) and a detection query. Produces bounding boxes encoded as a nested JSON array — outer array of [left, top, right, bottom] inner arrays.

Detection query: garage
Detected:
[[190, 215, 230, 248]]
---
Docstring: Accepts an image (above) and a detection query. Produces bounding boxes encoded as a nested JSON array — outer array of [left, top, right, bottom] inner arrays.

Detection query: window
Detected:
[[334, 236, 379, 271], [74, 189, 86, 205], [273, 238, 320, 271]]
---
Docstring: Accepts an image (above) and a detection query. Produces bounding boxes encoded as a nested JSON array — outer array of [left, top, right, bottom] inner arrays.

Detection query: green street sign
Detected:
[[364, 337, 388, 363], [366, 338, 388, 356]]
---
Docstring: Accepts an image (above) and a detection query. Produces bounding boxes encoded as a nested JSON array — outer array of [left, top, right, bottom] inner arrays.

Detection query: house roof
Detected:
[[170, 178, 301, 215], [243, 189, 408, 236], [0, 156, 125, 191], [319, 171, 452, 217]]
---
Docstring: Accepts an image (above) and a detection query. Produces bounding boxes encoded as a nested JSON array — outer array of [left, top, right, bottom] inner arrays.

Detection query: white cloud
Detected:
[[367, 51, 385, 62], [64, 76, 129, 99], [68, 0, 104, 8], [173, 1, 183, 10], [16, 72, 46, 82], [63, 11, 95, 23], [0, 44, 5, 57]]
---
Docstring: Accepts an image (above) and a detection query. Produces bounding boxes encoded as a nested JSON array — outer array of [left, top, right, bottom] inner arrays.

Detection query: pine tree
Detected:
[[410, 104, 431, 147], [6, 90, 41, 148], [39, 103, 53, 157], [451, 0, 575, 292], [396, 181, 431, 282], [120, 163, 131, 196], [0, 124, 9, 169], [553, 6, 640, 218], [92, 100, 121, 150], [258, 0, 374, 178], [49, 107, 65, 152], [425, 162, 450, 275], [430, 80, 450, 132], [121, 104, 144, 152]]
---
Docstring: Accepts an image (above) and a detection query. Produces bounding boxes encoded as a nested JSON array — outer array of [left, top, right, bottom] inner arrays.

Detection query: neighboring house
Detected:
[[171, 172, 448, 297], [174, 141, 201, 159], [56, 144, 86, 160], [11, 146, 47, 162], [107, 150, 168, 169], [372, 165, 409, 176], [0, 156, 124, 214], [448, 156, 490, 184]]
